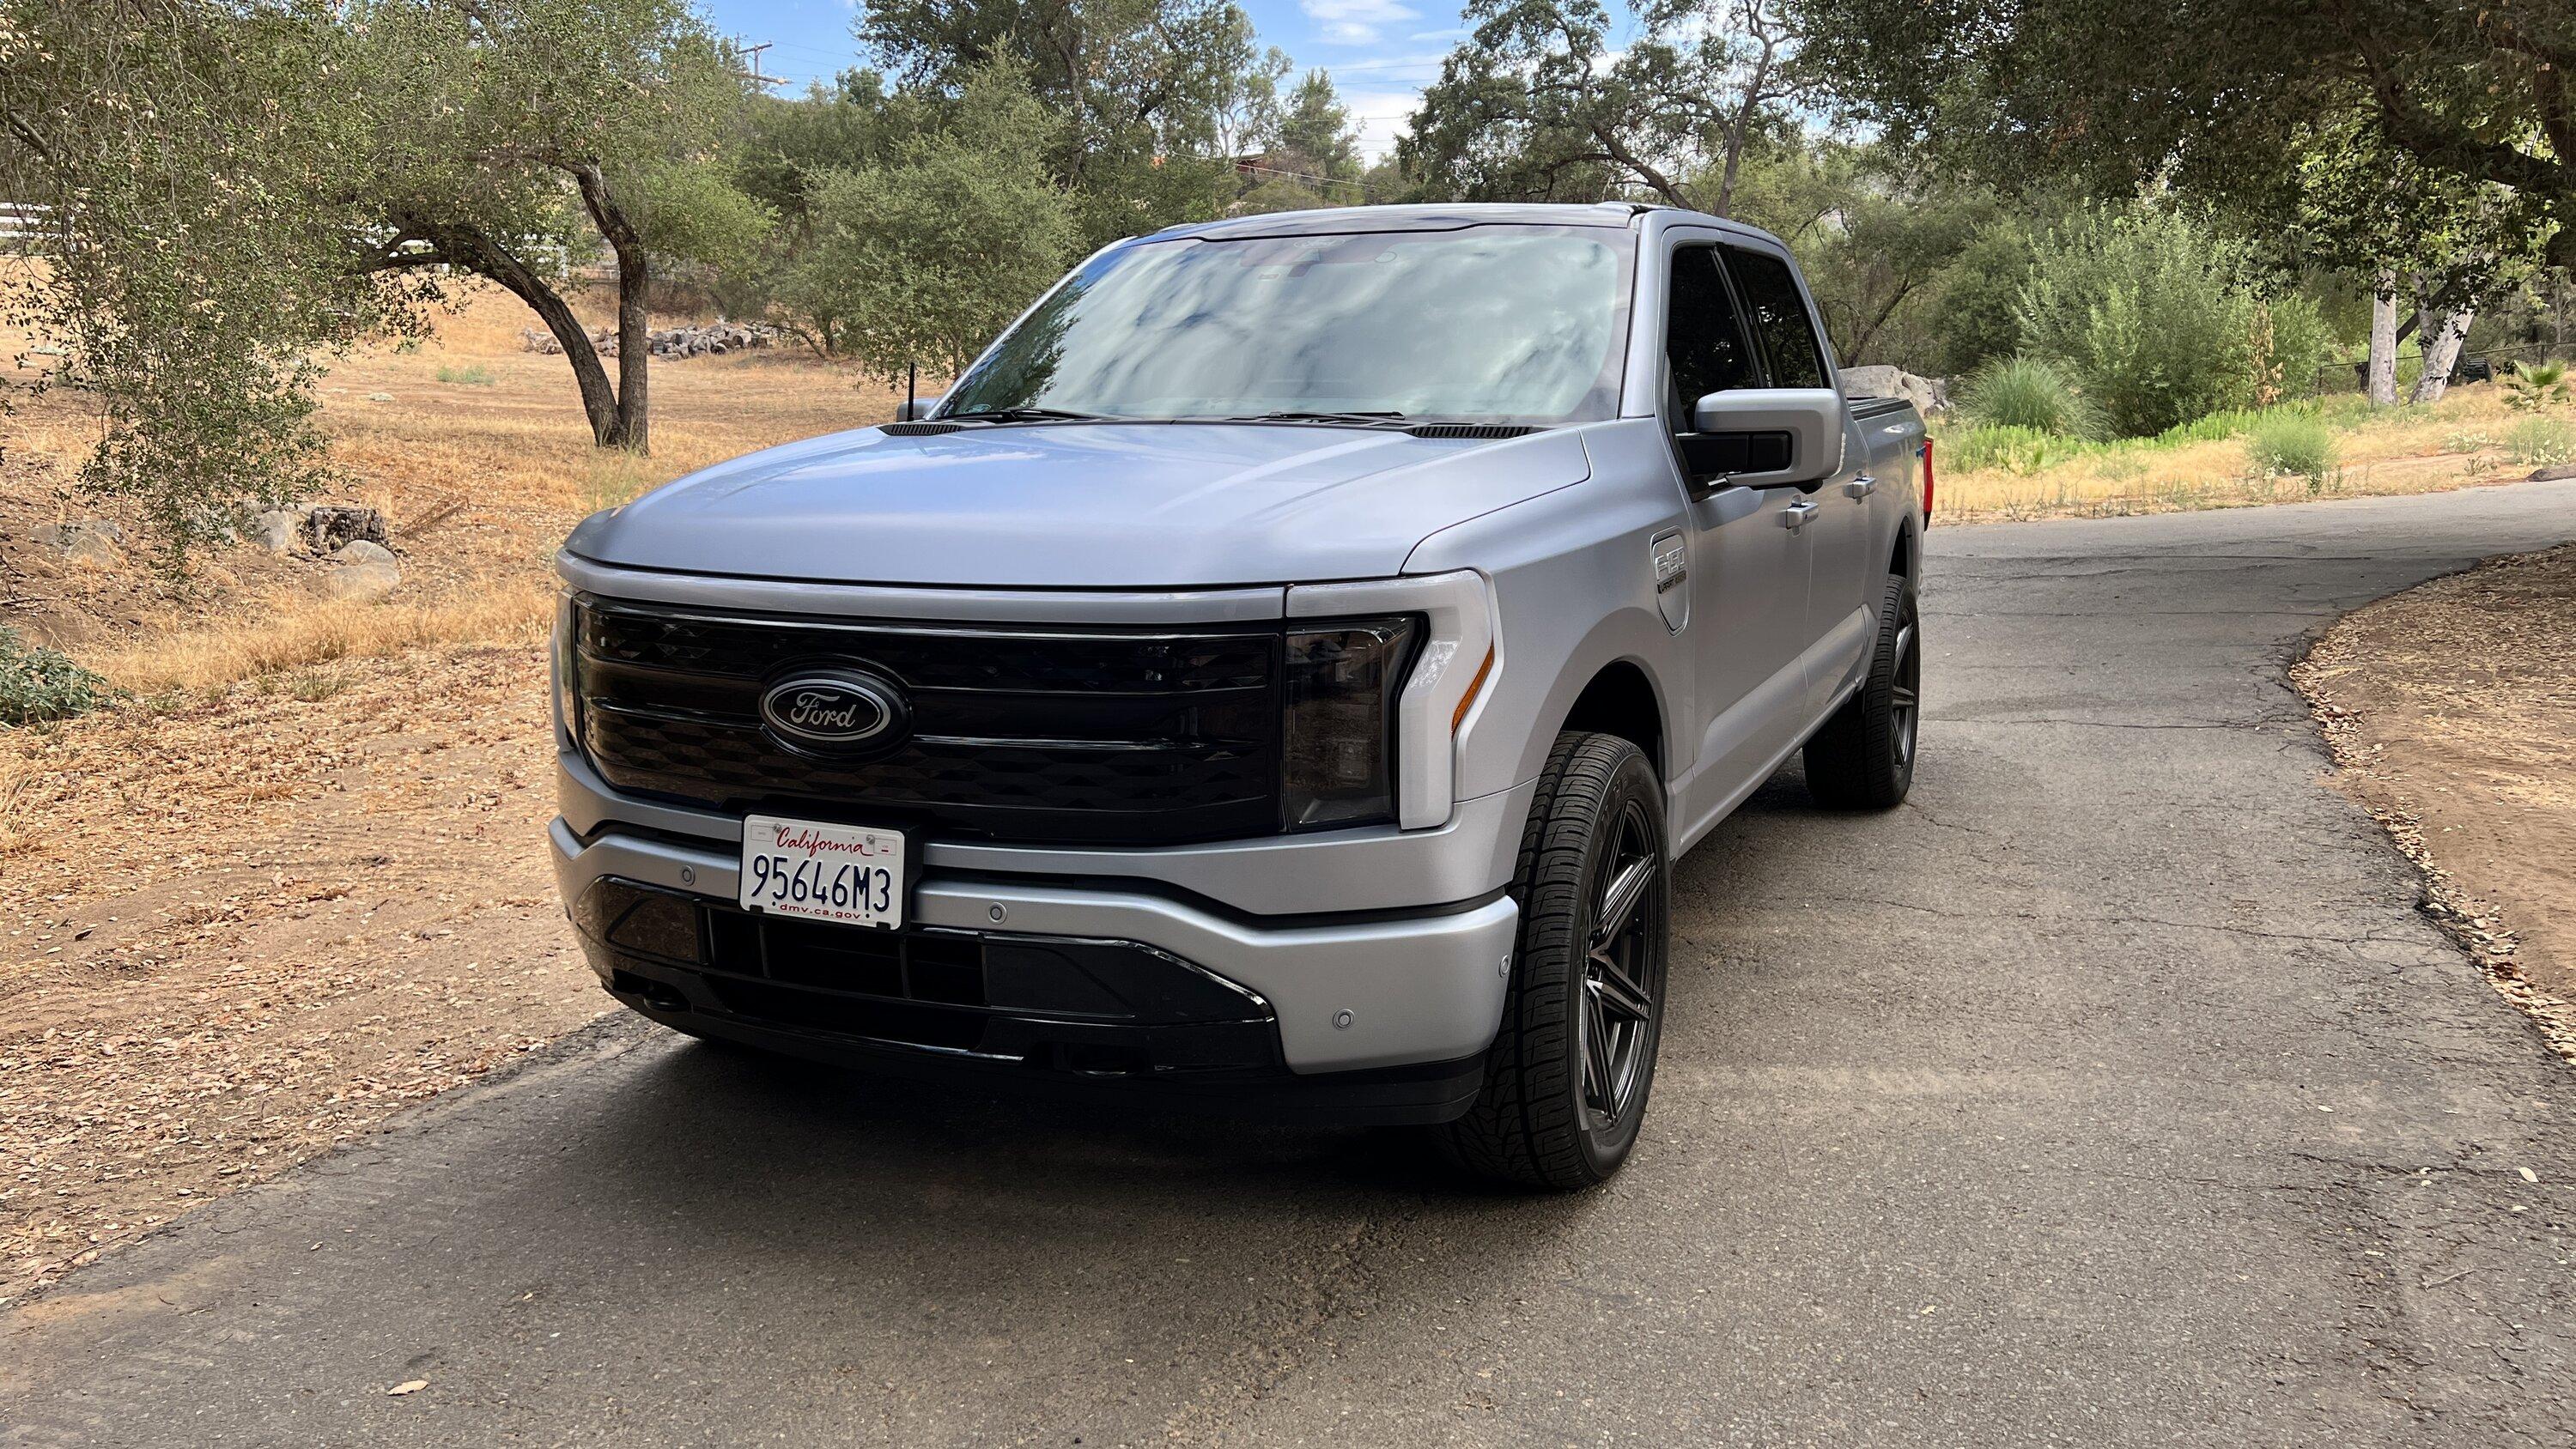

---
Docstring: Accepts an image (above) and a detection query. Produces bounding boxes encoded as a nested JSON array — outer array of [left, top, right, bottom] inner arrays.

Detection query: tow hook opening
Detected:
[[613, 970, 690, 1014]]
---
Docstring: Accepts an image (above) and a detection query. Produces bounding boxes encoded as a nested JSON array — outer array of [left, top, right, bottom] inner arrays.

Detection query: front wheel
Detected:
[[1803, 573, 1920, 809], [1443, 732, 1670, 1191]]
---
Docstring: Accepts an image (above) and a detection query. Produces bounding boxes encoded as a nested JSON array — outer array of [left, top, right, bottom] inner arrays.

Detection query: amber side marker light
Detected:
[[1453, 646, 1496, 732]]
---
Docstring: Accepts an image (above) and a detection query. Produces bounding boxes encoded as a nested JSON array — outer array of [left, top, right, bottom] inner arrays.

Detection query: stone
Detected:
[[2527, 463, 2576, 482], [251, 508, 302, 555], [29, 519, 125, 567], [366, 392, 394, 403], [301, 505, 388, 555], [1841, 365, 1951, 415], [322, 540, 400, 601]]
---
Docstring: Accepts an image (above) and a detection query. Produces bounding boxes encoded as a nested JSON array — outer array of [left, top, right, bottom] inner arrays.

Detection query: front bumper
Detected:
[[550, 802, 1520, 1088]]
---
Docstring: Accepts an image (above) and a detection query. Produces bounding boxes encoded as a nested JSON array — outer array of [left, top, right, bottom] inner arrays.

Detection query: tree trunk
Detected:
[[2367, 274, 2399, 406], [2409, 307, 2473, 404], [572, 162, 651, 454], [404, 216, 629, 446]]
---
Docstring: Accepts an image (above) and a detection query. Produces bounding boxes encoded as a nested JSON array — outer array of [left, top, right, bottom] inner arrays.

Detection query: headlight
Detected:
[[552, 590, 582, 749], [1281, 618, 1418, 831]]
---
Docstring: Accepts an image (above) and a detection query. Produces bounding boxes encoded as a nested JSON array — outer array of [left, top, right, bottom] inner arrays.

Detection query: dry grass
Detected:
[[83, 578, 553, 694], [1936, 386, 2544, 523], [4, 281, 906, 690]]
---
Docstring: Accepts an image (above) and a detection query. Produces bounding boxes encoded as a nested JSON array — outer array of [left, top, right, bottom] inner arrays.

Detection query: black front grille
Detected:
[[574, 598, 1283, 845]]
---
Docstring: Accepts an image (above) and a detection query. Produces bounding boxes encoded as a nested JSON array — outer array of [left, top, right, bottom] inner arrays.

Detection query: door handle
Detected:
[[1842, 473, 1877, 500], [1780, 500, 1819, 531]]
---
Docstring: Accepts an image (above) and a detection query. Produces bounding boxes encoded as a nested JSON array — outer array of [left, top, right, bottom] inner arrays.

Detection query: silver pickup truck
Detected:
[[549, 203, 1928, 1189]]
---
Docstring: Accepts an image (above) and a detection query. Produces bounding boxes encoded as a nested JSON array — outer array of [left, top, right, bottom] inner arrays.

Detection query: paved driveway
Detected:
[[7, 481, 2574, 1446]]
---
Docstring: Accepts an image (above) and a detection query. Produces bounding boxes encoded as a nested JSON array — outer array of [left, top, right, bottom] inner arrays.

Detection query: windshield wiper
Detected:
[[948, 406, 1118, 425], [1227, 409, 1412, 427]]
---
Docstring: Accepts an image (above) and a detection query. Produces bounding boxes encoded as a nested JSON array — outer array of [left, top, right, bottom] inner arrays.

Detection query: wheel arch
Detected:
[[1559, 660, 1668, 783]]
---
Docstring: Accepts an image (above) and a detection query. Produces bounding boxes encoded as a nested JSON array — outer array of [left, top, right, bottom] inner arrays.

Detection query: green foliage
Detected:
[[0, 0, 408, 571], [791, 59, 1078, 380], [1789, 0, 2576, 273], [857, 0, 1264, 249], [1945, 424, 2088, 475], [2501, 361, 2572, 412], [0, 627, 115, 727], [2017, 204, 2330, 436], [1926, 218, 2038, 378], [1954, 355, 2099, 438], [2504, 417, 2576, 467], [2243, 415, 2338, 482], [435, 363, 496, 385], [1403, 0, 1797, 215]]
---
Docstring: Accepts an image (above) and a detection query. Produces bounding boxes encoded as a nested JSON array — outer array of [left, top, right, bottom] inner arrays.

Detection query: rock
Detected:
[[322, 540, 400, 601], [1841, 365, 1951, 415], [2527, 463, 2576, 482], [250, 508, 302, 555], [30, 518, 125, 567], [366, 392, 394, 403], [301, 504, 388, 555]]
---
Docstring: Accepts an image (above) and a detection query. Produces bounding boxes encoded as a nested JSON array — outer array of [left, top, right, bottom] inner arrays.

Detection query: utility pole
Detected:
[[731, 39, 785, 88]]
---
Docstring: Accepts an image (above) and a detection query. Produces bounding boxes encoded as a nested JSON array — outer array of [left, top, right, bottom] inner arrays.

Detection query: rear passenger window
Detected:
[[1662, 246, 1759, 431], [1725, 247, 1828, 389]]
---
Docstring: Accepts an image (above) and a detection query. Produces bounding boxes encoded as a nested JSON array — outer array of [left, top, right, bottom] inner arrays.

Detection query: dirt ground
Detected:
[[2295, 542, 2576, 1060], [2, 288, 908, 1305]]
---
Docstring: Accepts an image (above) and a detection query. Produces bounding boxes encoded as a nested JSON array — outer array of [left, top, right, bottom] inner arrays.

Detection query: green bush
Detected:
[[1956, 354, 2100, 438], [434, 362, 495, 385], [2504, 416, 2576, 466], [2245, 415, 2339, 481], [2017, 204, 2330, 437], [0, 627, 116, 726]]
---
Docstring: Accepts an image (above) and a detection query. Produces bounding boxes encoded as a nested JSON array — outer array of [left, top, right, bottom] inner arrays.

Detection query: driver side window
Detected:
[[1662, 246, 1759, 436]]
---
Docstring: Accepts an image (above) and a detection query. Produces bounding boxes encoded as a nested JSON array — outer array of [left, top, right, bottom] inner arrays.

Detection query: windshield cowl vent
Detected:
[[883, 421, 963, 436], [1406, 423, 1539, 440]]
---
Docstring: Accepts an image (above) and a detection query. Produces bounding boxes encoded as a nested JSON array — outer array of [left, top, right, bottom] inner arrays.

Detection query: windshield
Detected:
[[939, 224, 1633, 426]]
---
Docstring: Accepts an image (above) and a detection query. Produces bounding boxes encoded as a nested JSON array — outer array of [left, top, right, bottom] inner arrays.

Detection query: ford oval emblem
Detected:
[[759, 670, 908, 753]]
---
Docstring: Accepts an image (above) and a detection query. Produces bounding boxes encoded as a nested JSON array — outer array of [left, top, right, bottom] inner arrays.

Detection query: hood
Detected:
[[564, 422, 1592, 589]]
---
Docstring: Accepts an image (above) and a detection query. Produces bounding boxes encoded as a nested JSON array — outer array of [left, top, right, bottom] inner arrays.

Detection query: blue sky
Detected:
[[696, 0, 1467, 160]]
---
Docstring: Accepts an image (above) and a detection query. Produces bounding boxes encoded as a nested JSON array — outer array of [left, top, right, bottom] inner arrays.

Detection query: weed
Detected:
[[2503, 416, 2576, 466], [0, 627, 116, 726], [2245, 415, 2339, 482], [434, 362, 496, 386], [2442, 430, 2498, 454]]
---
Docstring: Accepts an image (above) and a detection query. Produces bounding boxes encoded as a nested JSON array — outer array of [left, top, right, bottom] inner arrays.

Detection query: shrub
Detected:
[[1956, 355, 2100, 438], [434, 362, 495, 385], [0, 627, 116, 726], [2504, 416, 2576, 466], [2017, 203, 2330, 436], [2245, 415, 2339, 481], [2501, 361, 2571, 412]]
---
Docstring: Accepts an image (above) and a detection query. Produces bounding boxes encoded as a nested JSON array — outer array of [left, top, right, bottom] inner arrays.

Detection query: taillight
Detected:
[[1920, 438, 1935, 524]]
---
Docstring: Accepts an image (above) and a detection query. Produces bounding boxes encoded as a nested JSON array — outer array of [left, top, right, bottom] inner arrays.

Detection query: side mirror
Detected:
[[1688, 388, 1846, 488], [894, 393, 945, 422]]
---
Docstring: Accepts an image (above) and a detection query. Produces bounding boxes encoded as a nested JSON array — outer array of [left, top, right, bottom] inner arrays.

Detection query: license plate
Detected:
[[738, 815, 905, 929]]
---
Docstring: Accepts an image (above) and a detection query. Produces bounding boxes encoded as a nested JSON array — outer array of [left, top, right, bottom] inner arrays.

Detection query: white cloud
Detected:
[[1302, 0, 1419, 47], [1340, 88, 1425, 164]]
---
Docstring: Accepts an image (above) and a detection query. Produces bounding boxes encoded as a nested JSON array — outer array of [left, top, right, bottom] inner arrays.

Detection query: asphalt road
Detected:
[[8, 481, 2576, 1447]]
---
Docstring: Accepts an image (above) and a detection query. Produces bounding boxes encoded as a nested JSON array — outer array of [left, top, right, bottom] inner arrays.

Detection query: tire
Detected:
[[1443, 731, 1670, 1191], [1803, 573, 1920, 809]]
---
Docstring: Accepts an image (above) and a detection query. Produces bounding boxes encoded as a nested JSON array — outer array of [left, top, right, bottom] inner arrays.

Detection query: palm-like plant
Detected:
[[2500, 360, 2571, 412]]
